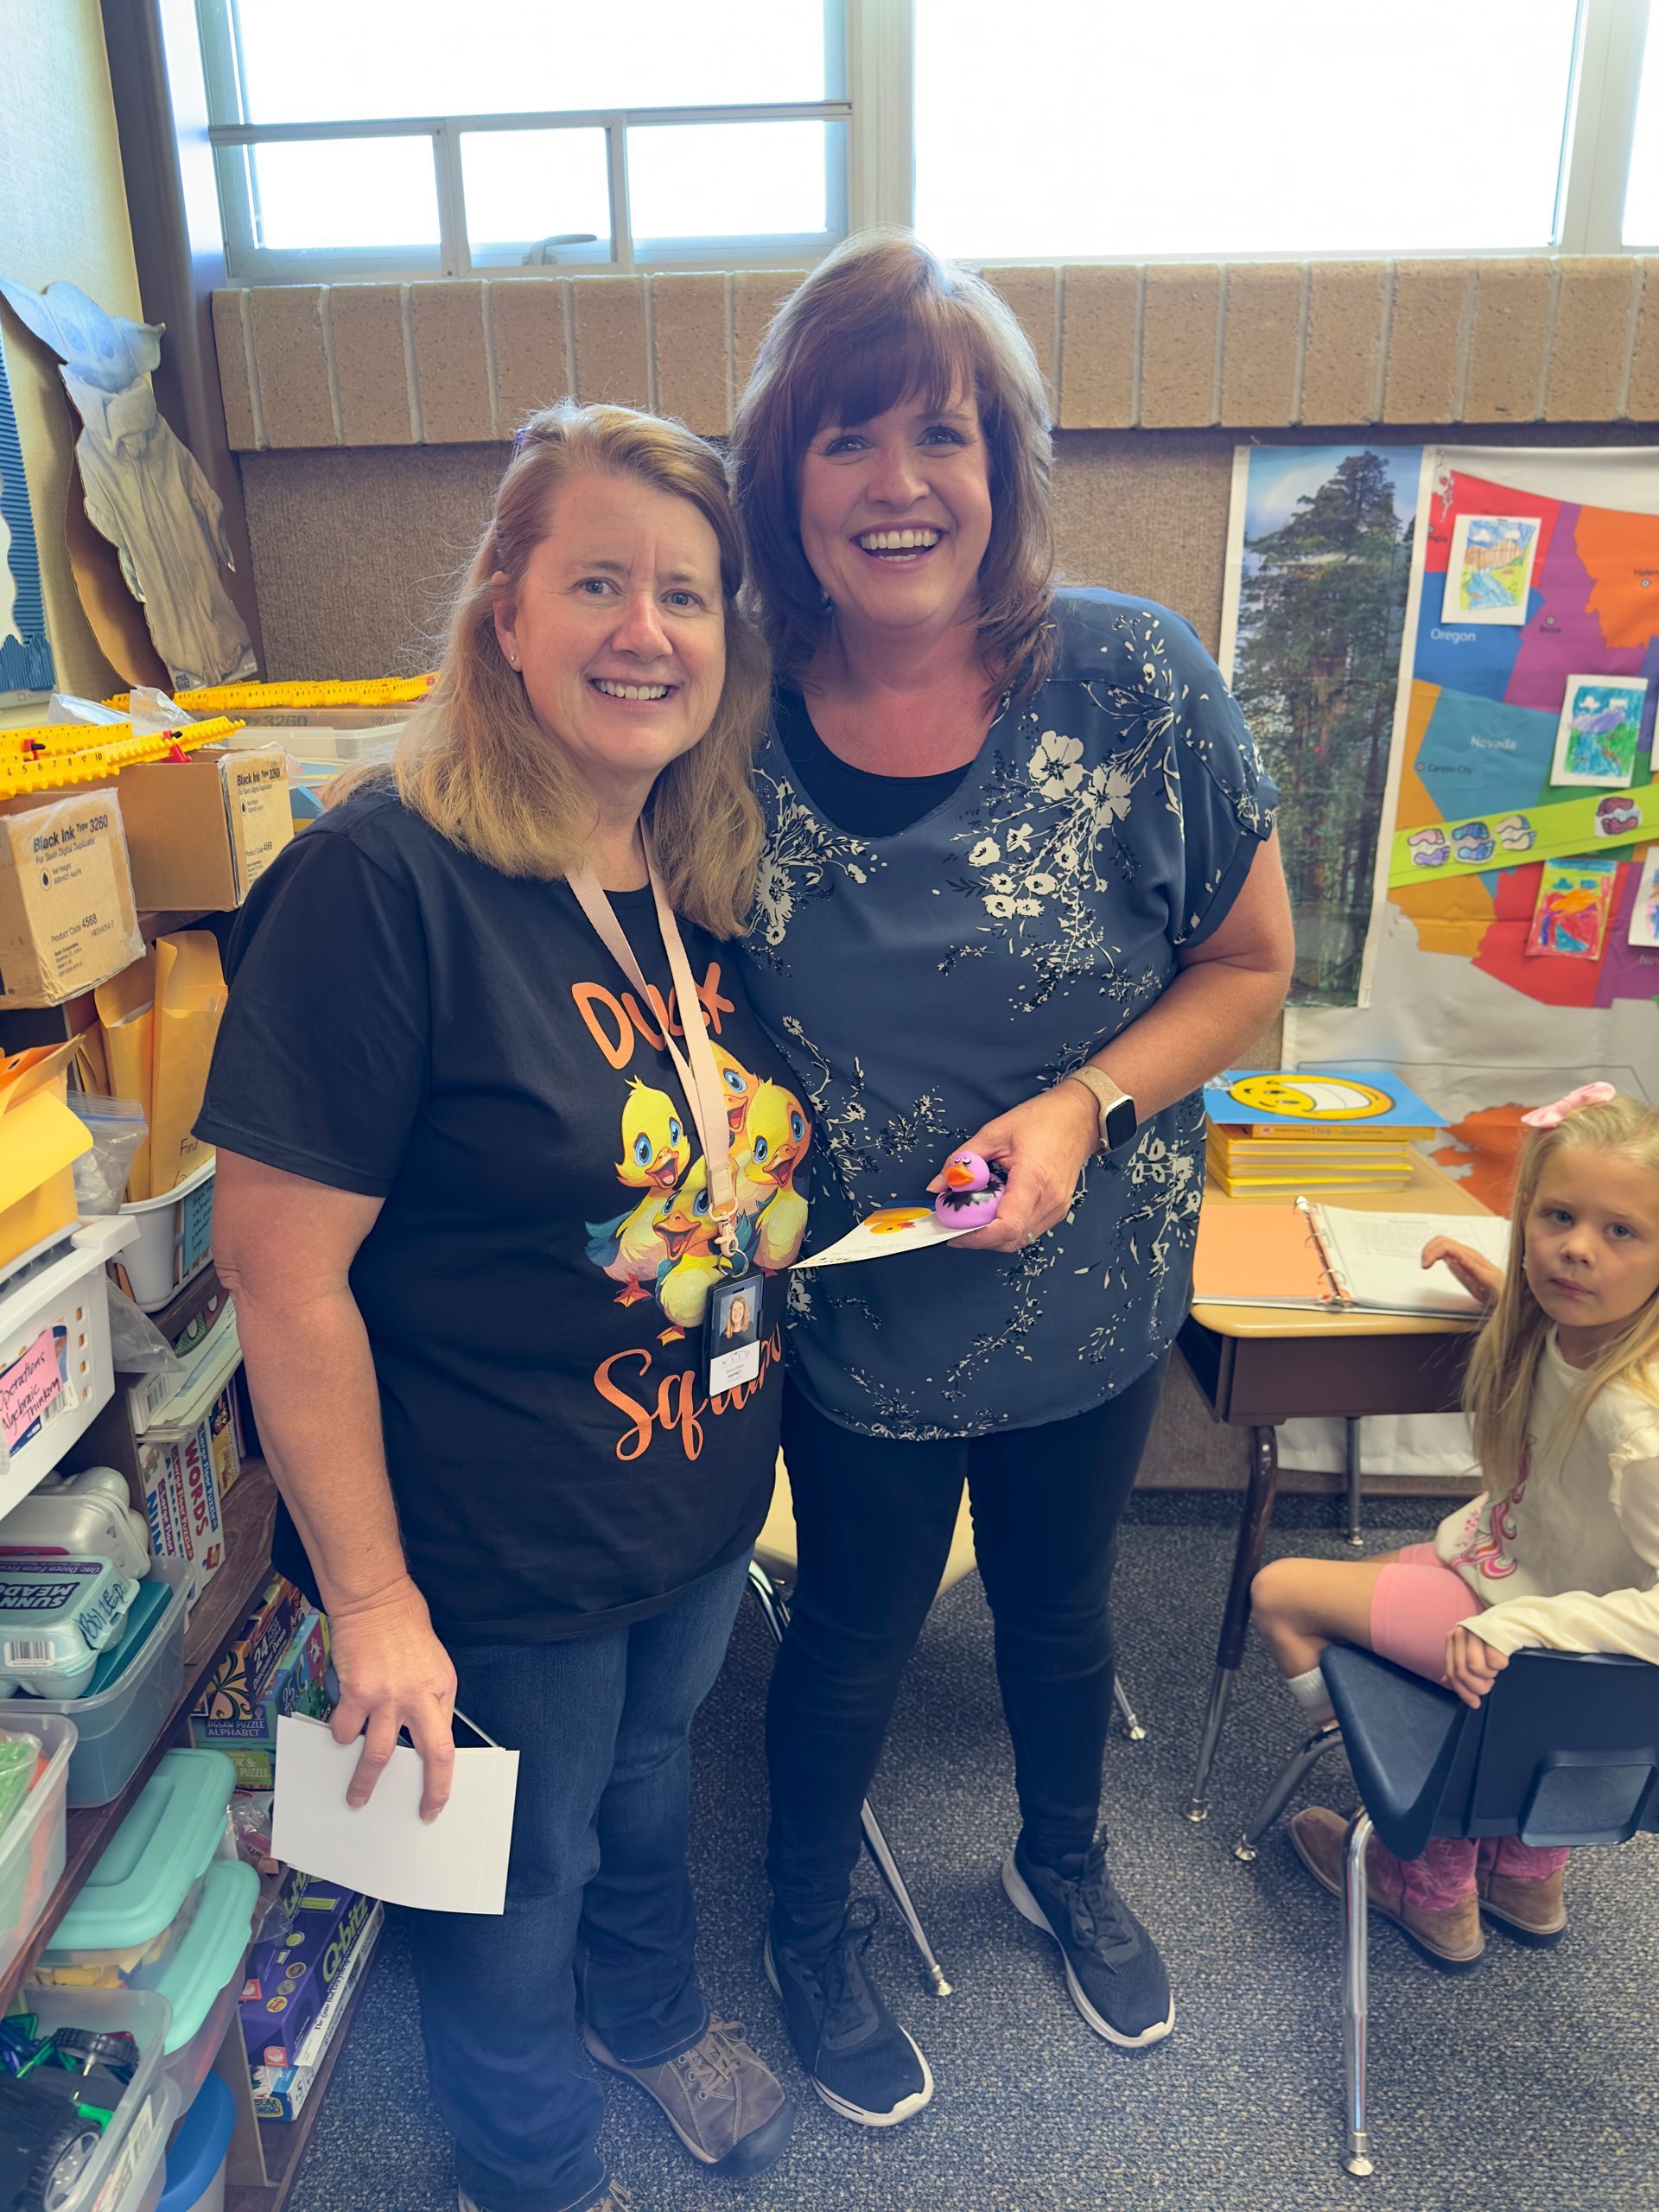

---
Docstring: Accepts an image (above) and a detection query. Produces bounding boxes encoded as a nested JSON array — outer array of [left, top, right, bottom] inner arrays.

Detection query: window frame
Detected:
[[196, 0, 1656, 282]]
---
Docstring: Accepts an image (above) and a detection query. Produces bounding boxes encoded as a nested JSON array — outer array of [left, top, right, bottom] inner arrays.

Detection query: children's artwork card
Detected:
[[791, 1206, 974, 1268], [1440, 513, 1541, 626], [1629, 848, 1659, 949], [1524, 854, 1619, 960], [1550, 675, 1649, 789], [1203, 1067, 1446, 1129]]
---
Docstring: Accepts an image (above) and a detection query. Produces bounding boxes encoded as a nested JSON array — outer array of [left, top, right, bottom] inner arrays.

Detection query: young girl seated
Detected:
[[1251, 1083, 1659, 1970]]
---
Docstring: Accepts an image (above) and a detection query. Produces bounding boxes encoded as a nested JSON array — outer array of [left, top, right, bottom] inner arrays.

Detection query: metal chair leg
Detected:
[[1343, 1813, 1375, 2177], [1344, 1418, 1365, 1548], [1188, 1422, 1281, 1821], [747, 1557, 952, 1995], [1112, 1673, 1147, 1742], [1235, 1726, 1344, 1861]]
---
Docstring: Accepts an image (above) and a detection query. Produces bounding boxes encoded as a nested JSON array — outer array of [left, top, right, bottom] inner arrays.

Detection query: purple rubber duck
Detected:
[[934, 1148, 1006, 1228]]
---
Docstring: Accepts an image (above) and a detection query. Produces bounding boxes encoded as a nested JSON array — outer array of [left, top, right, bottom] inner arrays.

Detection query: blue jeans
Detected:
[[406, 1553, 751, 2212]]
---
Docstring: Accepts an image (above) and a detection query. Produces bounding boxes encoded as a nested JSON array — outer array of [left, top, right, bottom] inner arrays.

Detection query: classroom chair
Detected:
[[1313, 1643, 1659, 2177], [747, 1456, 1147, 1998]]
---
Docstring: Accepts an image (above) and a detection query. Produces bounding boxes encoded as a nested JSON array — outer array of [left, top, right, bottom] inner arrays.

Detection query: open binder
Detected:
[[1192, 1203, 1510, 1317]]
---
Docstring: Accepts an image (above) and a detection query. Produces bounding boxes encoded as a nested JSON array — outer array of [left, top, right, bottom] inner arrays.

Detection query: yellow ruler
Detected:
[[0, 717, 245, 798], [104, 676, 437, 713]]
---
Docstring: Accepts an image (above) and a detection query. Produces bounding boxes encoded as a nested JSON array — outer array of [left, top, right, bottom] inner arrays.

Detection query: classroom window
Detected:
[[1625, 13, 1659, 245]]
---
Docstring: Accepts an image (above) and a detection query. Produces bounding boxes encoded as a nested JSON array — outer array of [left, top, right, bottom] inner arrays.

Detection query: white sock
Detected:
[[1286, 1666, 1336, 1728]]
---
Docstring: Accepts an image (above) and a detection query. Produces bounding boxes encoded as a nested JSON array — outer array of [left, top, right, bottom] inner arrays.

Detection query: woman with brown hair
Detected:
[[729, 235, 1294, 2124], [200, 403, 808, 2212]]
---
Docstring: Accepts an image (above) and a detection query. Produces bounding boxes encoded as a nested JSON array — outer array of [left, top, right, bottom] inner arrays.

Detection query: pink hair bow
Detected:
[[1521, 1081, 1617, 1130]]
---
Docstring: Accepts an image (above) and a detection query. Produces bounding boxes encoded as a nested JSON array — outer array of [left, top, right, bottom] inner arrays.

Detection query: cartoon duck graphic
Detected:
[[741, 1080, 811, 1272], [712, 1043, 760, 1140], [653, 1155, 735, 1341], [585, 1080, 692, 1306]]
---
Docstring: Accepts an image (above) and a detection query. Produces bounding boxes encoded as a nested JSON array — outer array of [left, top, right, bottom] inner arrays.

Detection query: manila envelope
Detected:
[[149, 932, 226, 1199], [95, 954, 156, 1202], [0, 1042, 92, 1273]]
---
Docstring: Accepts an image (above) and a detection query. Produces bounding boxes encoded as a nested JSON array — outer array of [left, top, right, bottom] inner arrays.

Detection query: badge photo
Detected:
[[705, 1273, 761, 1395]]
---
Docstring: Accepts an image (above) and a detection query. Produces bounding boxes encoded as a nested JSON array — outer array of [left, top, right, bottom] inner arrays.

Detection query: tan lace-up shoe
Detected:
[[1289, 1807, 1484, 1972], [1478, 1862, 1567, 1945], [583, 2018, 794, 2177]]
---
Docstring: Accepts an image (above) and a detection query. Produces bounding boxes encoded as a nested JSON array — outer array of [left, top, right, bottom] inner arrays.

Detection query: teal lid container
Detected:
[[154, 1857, 259, 2050], [48, 1747, 236, 1955]]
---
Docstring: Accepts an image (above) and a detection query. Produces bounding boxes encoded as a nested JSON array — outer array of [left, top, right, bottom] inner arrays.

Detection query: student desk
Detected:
[[1177, 1156, 1491, 1823]]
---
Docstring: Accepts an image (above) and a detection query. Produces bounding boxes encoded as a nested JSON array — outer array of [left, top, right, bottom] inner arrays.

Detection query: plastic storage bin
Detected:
[[15, 1560, 190, 1808], [118, 1160, 215, 1313], [155, 1858, 258, 2107], [33, 1748, 237, 1990], [158, 2072, 233, 2212], [0, 1709, 74, 1982], [19, 1986, 174, 2212], [0, 1217, 137, 1511]]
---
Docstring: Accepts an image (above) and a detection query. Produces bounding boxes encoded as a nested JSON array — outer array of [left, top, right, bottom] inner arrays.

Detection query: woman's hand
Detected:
[[1422, 1235, 1503, 1308], [1442, 1624, 1509, 1709], [327, 1578, 459, 1820], [928, 1084, 1098, 1254]]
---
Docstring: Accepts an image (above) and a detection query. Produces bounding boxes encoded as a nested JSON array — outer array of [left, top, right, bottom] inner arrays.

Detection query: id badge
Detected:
[[703, 1266, 762, 1395]]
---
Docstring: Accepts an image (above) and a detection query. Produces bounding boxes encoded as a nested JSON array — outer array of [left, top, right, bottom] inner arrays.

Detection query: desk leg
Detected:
[[1344, 1416, 1364, 1548], [1186, 1422, 1281, 1823]]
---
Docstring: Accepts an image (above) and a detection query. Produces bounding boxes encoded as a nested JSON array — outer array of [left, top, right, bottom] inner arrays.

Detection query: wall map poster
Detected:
[[1286, 447, 1659, 1214], [1219, 444, 1421, 1007]]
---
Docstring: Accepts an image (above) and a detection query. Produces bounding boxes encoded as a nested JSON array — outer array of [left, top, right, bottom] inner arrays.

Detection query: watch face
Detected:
[[1103, 1094, 1137, 1150]]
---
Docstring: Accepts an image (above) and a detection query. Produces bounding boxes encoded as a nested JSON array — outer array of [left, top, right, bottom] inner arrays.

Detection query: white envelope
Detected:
[[791, 1208, 974, 1269], [272, 1712, 518, 1914]]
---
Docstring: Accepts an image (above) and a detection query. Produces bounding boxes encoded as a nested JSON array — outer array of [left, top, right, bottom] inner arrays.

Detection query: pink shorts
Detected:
[[1369, 1542, 1484, 1681]]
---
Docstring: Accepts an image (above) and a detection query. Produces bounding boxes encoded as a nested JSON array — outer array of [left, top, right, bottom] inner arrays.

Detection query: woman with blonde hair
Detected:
[[1254, 1084, 1659, 1970], [728, 233, 1293, 2122], [200, 402, 809, 2212]]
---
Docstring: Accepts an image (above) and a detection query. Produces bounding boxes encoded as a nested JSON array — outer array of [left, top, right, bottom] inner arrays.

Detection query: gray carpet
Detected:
[[286, 1495, 1659, 2212]]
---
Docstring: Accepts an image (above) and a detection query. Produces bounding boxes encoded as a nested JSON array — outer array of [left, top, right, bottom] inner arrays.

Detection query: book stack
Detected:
[[1203, 1069, 1446, 1197]]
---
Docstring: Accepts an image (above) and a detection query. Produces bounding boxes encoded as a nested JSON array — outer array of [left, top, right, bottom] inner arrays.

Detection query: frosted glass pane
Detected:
[[915, 0, 1579, 258], [628, 121, 839, 242], [462, 130, 613, 260], [232, 0, 834, 122], [1625, 30, 1659, 247], [248, 137, 438, 252]]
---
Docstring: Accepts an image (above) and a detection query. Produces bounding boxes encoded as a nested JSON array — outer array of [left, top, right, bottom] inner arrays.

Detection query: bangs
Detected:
[[789, 296, 988, 446]]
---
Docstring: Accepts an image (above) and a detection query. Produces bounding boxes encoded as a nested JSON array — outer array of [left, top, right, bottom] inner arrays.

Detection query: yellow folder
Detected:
[[0, 1043, 92, 1274]]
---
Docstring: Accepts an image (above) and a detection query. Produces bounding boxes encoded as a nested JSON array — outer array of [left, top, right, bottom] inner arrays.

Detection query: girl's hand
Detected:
[[1422, 1235, 1503, 1308], [327, 1578, 459, 1820], [929, 1085, 1098, 1253], [1442, 1624, 1510, 1708]]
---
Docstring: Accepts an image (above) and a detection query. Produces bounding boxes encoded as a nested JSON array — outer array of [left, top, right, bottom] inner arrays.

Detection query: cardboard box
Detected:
[[192, 1574, 302, 1725], [0, 792, 143, 1007], [192, 1607, 328, 1788], [251, 1900, 383, 2120], [0, 1043, 91, 1274], [242, 1878, 377, 2071], [113, 746, 292, 911]]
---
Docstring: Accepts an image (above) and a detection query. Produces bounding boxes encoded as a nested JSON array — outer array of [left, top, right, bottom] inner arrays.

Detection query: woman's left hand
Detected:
[[928, 1084, 1099, 1253], [1442, 1624, 1510, 1708]]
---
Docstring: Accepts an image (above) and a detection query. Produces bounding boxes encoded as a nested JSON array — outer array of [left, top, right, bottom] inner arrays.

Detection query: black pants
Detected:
[[765, 1357, 1169, 1949]]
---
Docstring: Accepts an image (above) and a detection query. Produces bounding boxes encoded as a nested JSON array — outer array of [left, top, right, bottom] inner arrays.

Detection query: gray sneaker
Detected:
[[459, 2188, 634, 2212], [583, 2018, 795, 2177]]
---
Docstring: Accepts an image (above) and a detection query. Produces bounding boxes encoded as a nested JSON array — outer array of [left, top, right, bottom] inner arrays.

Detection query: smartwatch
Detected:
[[1060, 1066, 1138, 1154]]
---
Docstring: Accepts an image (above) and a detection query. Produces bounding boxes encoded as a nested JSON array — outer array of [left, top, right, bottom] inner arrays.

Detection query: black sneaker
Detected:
[[764, 1900, 933, 2127], [1002, 1838, 1173, 2049]]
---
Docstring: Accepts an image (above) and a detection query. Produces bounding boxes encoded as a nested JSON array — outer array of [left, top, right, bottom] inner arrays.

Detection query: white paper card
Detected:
[[791, 1207, 974, 1269], [272, 1713, 519, 1913]]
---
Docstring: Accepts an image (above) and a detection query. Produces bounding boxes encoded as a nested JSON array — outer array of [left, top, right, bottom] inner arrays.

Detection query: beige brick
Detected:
[[1139, 264, 1222, 428], [493, 279, 570, 432], [571, 276, 650, 407], [1300, 261, 1389, 425], [1382, 262, 1470, 423], [981, 266, 1057, 389], [1464, 259, 1552, 423], [1057, 266, 1138, 429], [1544, 257, 1640, 422], [246, 286, 334, 448], [650, 274, 730, 434], [733, 270, 809, 388], [330, 284, 414, 446], [211, 290, 258, 451], [1627, 259, 1659, 421], [1219, 264, 1303, 428], [409, 282, 492, 443]]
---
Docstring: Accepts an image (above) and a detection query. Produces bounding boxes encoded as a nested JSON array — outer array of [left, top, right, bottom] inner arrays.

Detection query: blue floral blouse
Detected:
[[738, 588, 1279, 1440]]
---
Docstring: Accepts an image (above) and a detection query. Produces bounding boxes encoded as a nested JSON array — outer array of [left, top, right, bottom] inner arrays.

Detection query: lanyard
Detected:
[[566, 830, 741, 1258]]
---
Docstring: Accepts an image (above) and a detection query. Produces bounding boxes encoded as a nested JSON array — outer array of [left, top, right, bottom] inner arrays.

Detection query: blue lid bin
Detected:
[[159, 2071, 235, 2212]]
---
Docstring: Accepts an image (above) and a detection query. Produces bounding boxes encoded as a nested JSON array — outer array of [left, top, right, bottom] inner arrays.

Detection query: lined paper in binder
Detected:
[[1192, 1203, 1510, 1316]]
